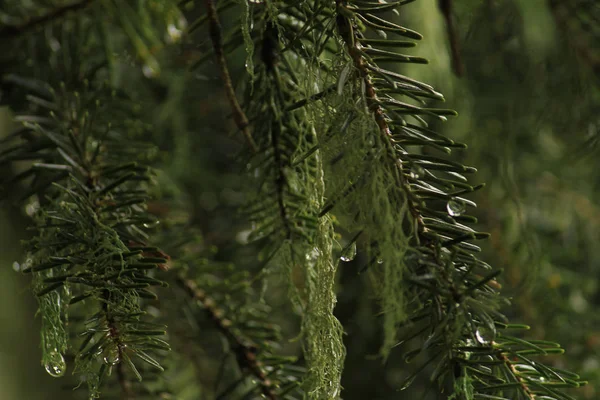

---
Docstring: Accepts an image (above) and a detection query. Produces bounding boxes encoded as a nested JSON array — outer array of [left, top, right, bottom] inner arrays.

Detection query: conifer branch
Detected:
[[335, 6, 423, 228], [330, 1, 585, 398], [205, 0, 258, 152], [177, 276, 279, 399], [0, 69, 169, 396]]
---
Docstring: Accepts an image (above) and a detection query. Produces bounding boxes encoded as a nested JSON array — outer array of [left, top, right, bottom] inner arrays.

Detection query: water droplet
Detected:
[[376, 29, 387, 39], [103, 347, 120, 366], [475, 326, 495, 344], [340, 242, 357, 262], [167, 23, 182, 42], [48, 38, 61, 52], [399, 374, 416, 390], [142, 63, 159, 78], [15, 258, 33, 272], [446, 198, 466, 217], [142, 220, 160, 229], [377, 258, 384, 264], [409, 165, 425, 179], [44, 351, 66, 378], [25, 196, 40, 216], [306, 247, 320, 263]]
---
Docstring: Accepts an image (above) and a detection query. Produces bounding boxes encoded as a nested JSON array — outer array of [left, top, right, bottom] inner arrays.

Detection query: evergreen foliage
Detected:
[[0, 0, 595, 399]]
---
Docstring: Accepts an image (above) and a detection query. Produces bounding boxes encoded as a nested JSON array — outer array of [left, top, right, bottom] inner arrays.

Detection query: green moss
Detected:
[[301, 151, 346, 399]]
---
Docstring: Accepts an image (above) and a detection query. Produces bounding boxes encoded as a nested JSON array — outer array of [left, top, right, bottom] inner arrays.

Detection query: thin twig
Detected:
[[0, 0, 95, 39], [272, 121, 292, 240], [102, 290, 134, 400], [116, 362, 133, 400], [204, 0, 258, 152], [177, 276, 277, 400], [438, 0, 464, 77], [335, 6, 424, 229]]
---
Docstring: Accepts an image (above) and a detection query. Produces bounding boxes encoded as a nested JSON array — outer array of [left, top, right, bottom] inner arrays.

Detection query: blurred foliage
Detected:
[[1, 0, 599, 399]]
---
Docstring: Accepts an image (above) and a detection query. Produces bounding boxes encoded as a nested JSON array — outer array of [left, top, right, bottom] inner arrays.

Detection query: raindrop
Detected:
[[44, 351, 66, 378], [48, 38, 61, 52], [62, 283, 72, 298], [167, 24, 182, 42], [475, 326, 495, 344], [143, 220, 160, 229], [337, 62, 352, 96], [12, 261, 20, 272], [103, 347, 120, 366], [94, 346, 105, 358], [409, 165, 425, 179], [306, 247, 320, 262], [340, 242, 357, 262], [404, 350, 417, 363], [446, 198, 466, 217], [377, 258, 384, 264], [142, 63, 159, 78], [236, 229, 252, 244], [25, 196, 40, 217], [376, 29, 388, 39], [399, 374, 416, 390]]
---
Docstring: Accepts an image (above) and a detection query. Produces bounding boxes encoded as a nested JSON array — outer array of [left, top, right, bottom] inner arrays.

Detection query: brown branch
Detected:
[[116, 362, 133, 400], [0, 0, 95, 40], [335, 10, 424, 230], [496, 352, 535, 399], [177, 276, 278, 400], [438, 0, 464, 77], [204, 0, 258, 153], [336, 6, 542, 399]]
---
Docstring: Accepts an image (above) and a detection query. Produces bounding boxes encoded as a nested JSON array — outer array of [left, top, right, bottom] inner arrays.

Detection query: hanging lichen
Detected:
[[319, 68, 412, 359], [301, 149, 346, 399]]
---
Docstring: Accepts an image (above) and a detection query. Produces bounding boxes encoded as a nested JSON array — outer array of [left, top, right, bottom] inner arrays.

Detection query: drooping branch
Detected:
[[177, 276, 278, 400], [335, 10, 423, 228], [330, 1, 585, 398], [0, 0, 95, 39], [205, 0, 258, 152]]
